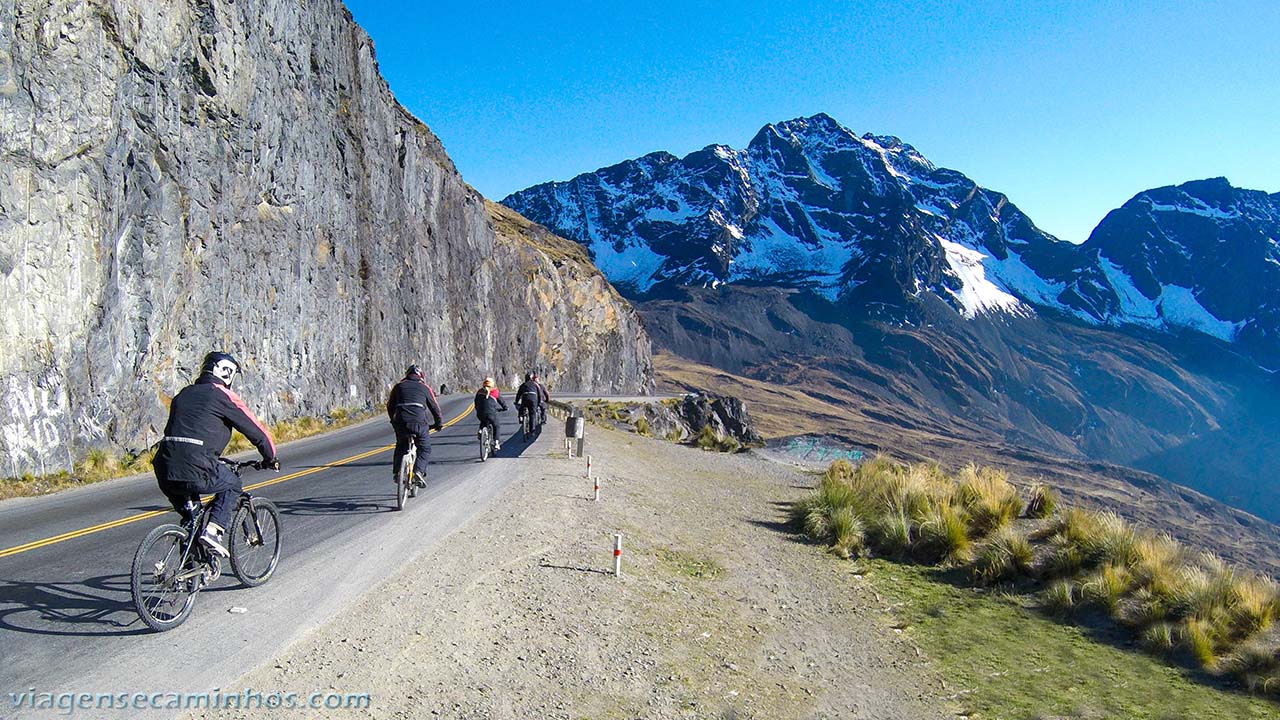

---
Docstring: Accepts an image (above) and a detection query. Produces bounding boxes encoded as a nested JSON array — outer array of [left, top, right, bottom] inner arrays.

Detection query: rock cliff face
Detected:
[[0, 0, 652, 475]]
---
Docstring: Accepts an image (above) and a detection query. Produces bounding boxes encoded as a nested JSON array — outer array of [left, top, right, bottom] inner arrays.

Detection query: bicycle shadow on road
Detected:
[[273, 494, 395, 516], [0, 573, 147, 637]]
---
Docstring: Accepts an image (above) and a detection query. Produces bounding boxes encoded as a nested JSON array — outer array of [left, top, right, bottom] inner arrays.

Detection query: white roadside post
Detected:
[[613, 534, 623, 578]]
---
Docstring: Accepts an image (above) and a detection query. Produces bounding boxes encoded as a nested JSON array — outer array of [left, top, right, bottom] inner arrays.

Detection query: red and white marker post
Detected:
[[589, 455, 599, 501], [613, 534, 623, 578]]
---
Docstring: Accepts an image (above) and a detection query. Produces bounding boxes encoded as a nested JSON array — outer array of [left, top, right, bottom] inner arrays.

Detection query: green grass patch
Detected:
[[866, 559, 1278, 719], [654, 547, 726, 580]]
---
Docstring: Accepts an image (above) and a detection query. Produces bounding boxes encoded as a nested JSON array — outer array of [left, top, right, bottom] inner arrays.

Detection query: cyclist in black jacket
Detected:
[[515, 373, 542, 430], [474, 377, 508, 450], [153, 352, 278, 557], [387, 365, 444, 487]]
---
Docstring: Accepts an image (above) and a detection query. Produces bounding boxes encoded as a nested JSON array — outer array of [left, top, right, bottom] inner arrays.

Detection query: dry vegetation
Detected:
[[1, 406, 376, 501], [791, 457, 1280, 698]]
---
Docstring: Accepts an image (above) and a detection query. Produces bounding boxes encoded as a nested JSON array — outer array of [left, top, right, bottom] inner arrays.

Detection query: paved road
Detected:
[[0, 395, 546, 718]]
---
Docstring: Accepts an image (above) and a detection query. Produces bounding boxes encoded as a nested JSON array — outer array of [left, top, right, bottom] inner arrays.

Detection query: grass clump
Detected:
[[1025, 482, 1056, 518], [914, 503, 972, 564], [971, 527, 1034, 585], [692, 425, 739, 452], [634, 417, 652, 437], [1041, 579, 1078, 617], [789, 455, 1280, 701], [955, 464, 1023, 535]]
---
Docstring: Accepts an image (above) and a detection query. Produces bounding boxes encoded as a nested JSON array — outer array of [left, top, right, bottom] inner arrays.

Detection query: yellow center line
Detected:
[[0, 405, 474, 560]]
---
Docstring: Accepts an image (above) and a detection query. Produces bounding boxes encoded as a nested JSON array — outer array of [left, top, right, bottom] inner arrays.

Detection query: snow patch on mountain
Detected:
[[938, 238, 1032, 318], [1157, 285, 1242, 341], [592, 242, 669, 294]]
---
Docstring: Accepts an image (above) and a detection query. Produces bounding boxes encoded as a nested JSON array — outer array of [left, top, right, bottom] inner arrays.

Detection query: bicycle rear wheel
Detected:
[[522, 411, 532, 442], [395, 447, 412, 510], [229, 498, 282, 587], [131, 524, 199, 632], [406, 445, 418, 499], [479, 426, 490, 461]]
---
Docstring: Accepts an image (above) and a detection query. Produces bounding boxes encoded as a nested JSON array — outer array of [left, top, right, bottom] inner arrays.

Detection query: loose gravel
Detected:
[[199, 423, 954, 719]]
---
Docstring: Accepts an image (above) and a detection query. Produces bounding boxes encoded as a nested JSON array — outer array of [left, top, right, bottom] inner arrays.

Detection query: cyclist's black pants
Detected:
[[393, 420, 431, 479], [479, 414, 500, 441], [157, 462, 241, 530], [518, 400, 538, 426]]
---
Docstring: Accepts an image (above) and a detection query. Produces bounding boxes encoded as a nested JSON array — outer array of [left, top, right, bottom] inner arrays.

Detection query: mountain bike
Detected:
[[130, 459, 282, 632], [395, 436, 419, 511]]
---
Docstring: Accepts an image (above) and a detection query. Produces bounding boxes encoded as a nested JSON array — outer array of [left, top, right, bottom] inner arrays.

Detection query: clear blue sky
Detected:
[[343, 0, 1277, 244]]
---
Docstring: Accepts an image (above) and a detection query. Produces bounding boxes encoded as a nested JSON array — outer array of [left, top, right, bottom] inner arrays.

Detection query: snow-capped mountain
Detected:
[[1068, 178, 1280, 351], [502, 114, 1280, 365]]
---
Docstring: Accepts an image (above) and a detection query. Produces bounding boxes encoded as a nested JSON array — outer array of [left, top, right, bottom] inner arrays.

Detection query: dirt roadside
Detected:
[[199, 423, 955, 720]]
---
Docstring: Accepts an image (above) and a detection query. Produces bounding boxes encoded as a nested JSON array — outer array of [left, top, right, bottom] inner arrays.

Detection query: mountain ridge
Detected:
[[503, 114, 1279, 369], [501, 114, 1280, 527]]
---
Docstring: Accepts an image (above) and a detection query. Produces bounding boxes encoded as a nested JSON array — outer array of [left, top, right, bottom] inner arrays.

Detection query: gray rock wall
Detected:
[[0, 0, 652, 475]]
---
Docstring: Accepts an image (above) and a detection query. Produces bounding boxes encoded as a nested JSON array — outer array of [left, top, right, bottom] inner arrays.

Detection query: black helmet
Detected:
[[201, 351, 240, 387], [524, 372, 533, 381], [406, 364, 424, 380]]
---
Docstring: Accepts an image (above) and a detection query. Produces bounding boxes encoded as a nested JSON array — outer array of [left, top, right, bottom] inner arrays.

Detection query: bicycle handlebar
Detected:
[[218, 458, 278, 472]]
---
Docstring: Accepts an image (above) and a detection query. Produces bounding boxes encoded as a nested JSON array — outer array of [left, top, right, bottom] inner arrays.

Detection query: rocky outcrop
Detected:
[[0, 0, 652, 476], [673, 392, 762, 446]]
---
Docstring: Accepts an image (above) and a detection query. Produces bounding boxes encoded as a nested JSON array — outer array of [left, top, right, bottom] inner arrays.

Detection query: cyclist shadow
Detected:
[[274, 494, 394, 516], [0, 573, 148, 637]]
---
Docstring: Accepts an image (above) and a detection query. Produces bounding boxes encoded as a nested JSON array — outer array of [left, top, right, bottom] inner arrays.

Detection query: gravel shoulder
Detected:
[[201, 424, 954, 719]]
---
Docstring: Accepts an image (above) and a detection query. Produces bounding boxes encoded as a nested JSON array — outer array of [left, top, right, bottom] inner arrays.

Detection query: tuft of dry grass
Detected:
[[955, 464, 1023, 537], [915, 503, 971, 565], [1079, 563, 1133, 615], [971, 526, 1034, 585], [1042, 579, 1077, 617], [1024, 482, 1056, 519]]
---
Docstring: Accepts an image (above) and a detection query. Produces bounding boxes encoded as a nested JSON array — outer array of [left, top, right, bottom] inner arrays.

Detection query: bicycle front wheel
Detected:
[[131, 524, 198, 632], [229, 498, 282, 587]]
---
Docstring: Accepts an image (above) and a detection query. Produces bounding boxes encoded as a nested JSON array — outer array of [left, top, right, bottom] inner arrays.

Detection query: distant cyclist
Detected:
[[515, 373, 542, 430], [531, 372, 550, 425], [387, 365, 444, 487], [153, 352, 278, 557], [473, 377, 508, 450]]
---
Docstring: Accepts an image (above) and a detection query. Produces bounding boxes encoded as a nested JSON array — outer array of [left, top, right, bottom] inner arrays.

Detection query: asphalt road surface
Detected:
[[0, 395, 546, 718]]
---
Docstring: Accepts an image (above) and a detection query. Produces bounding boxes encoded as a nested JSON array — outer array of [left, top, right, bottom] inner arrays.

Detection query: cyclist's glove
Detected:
[[430, 422, 444, 433], [259, 457, 281, 472]]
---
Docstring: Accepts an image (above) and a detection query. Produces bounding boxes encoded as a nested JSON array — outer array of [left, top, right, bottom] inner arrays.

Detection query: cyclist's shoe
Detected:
[[413, 471, 427, 488], [200, 522, 230, 558], [494, 441, 501, 451]]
